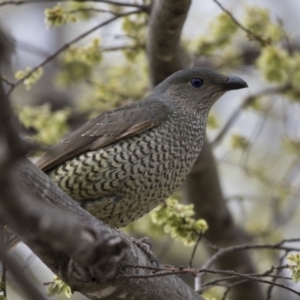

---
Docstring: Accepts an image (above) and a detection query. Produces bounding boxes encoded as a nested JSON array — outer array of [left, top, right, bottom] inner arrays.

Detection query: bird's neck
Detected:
[[169, 99, 210, 125]]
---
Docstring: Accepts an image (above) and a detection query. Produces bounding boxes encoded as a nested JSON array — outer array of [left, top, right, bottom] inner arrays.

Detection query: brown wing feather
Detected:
[[35, 99, 169, 172]]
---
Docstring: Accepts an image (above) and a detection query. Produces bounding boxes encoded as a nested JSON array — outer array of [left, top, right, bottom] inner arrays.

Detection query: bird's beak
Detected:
[[221, 75, 248, 90]]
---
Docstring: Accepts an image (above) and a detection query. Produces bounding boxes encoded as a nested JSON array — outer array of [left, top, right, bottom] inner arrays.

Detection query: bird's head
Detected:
[[154, 67, 248, 113]]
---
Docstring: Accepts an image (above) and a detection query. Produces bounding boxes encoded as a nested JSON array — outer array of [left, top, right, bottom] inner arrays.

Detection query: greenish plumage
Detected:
[[36, 68, 247, 228]]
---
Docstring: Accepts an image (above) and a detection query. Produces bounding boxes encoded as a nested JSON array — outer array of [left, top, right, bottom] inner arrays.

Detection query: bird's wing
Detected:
[[36, 100, 169, 172]]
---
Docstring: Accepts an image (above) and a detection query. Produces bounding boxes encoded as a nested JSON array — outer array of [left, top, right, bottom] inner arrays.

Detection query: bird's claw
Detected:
[[130, 236, 159, 267]]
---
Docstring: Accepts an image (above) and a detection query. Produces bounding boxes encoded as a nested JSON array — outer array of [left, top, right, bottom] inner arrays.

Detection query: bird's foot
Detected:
[[130, 236, 159, 267]]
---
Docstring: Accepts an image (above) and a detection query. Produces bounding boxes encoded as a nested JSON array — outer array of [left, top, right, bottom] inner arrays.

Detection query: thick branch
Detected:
[[12, 160, 204, 299], [147, 0, 191, 86]]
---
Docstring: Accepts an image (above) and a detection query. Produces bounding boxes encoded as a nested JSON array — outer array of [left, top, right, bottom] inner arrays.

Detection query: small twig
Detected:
[[0, 0, 149, 10], [220, 279, 249, 300], [67, 8, 120, 15], [198, 272, 289, 294], [124, 264, 300, 296], [6, 8, 143, 98], [265, 253, 288, 300], [200, 239, 300, 279], [102, 44, 144, 52], [0, 76, 14, 88], [189, 232, 203, 268]]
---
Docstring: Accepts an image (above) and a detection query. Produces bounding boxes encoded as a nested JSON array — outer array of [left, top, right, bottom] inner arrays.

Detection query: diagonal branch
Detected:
[[6, 8, 144, 98], [0, 0, 149, 10]]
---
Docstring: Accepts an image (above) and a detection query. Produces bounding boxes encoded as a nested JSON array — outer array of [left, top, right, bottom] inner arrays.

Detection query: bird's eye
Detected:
[[191, 77, 203, 88]]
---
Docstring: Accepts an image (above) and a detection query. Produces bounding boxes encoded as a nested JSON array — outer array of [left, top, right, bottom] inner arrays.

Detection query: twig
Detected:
[[189, 232, 203, 268], [200, 239, 300, 279], [265, 252, 288, 300], [0, 0, 149, 10], [220, 279, 249, 300], [199, 269, 291, 293], [67, 8, 121, 15], [124, 264, 300, 296], [0, 76, 14, 88], [6, 8, 143, 98], [201, 269, 300, 297]]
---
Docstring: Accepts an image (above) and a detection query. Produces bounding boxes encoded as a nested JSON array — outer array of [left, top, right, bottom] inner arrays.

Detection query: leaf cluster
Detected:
[[16, 104, 70, 145], [15, 67, 43, 90], [57, 38, 102, 87], [287, 253, 300, 283], [44, 4, 77, 28], [151, 197, 208, 246], [46, 276, 72, 298]]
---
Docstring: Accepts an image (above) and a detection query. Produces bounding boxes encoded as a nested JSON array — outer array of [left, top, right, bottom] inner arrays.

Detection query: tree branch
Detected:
[[6, 8, 144, 98], [147, 0, 191, 87], [0, 0, 149, 10]]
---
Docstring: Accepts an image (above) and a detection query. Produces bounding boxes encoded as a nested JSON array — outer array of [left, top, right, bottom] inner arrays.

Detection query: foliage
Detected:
[[231, 133, 250, 151], [193, 12, 238, 56], [256, 46, 289, 83], [16, 104, 70, 145], [14, 67, 43, 90], [57, 38, 102, 87], [44, 4, 77, 28], [207, 113, 219, 129], [77, 57, 148, 116], [243, 6, 284, 44], [287, 253, 300, 283], [122, 13, 148, 61], [151, 197, 208, 246], [46, 276, 72, 298]]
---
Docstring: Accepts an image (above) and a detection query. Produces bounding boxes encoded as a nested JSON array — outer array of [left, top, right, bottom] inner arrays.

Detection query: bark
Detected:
[[2, 158, 204, 300], [147, 0, 190, 87], [147, 0, 263, 299]]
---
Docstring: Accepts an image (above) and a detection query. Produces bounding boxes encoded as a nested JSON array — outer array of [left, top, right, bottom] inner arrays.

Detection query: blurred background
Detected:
[[1, 0, 300, 299]]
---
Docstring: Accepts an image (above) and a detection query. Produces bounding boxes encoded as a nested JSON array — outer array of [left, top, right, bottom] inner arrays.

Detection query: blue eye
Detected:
[[191, 77, 203, 88]]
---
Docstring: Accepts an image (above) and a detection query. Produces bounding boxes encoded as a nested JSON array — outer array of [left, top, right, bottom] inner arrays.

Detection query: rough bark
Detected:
[[2, 158, 203, 300], [147, 0, 190, 87], [147, 0, 263, 299]]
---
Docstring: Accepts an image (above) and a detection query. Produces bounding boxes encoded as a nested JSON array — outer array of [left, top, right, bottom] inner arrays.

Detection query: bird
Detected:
[[36, 67, 247, 228]]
